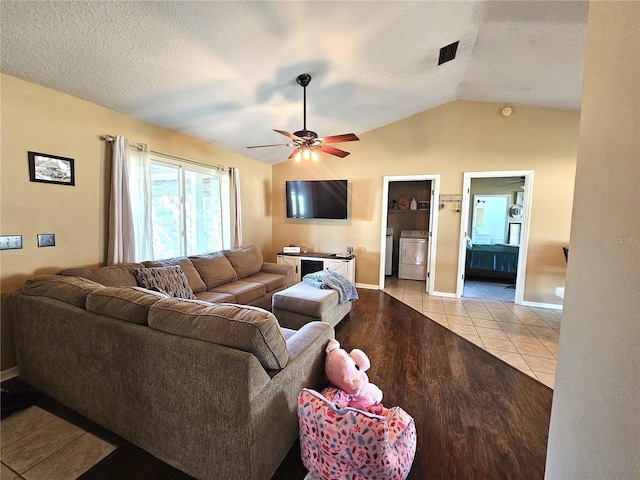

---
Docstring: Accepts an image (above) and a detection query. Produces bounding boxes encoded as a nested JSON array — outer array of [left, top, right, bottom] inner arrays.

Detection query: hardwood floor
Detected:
[[273, 289, 553, 480], [3, 289, 553, 479]]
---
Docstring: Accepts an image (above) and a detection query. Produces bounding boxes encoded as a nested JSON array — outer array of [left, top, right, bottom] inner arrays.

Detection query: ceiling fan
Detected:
[[247, 73, 359, 162], [498, 177, 525, 189]]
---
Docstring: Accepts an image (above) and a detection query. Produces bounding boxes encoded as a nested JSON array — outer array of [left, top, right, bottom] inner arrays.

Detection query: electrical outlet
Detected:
[[0, 235, 23, 250], [37, 234, 55, 247]]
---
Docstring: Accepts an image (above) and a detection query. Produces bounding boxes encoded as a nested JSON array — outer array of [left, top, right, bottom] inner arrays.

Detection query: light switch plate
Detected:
[[0, 235, 23, 250], [37, 234, 55, 247]]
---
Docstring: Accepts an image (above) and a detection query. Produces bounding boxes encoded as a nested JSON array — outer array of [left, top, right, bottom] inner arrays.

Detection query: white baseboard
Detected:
[[1, 367, 19, 382], [522, 300, 563, 310], [355, 283, 379, 290], [431, 291, 457, 298]]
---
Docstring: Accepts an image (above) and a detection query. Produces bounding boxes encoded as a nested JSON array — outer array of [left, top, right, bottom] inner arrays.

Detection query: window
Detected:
[[149, 156, 227, 259]]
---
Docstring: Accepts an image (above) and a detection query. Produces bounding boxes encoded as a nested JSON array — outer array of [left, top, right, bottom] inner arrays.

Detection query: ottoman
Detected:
[[272, 282, 352, 329]]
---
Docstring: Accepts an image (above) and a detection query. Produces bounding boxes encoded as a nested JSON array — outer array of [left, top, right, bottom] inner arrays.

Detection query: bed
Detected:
[[465, 244, 519, 280]]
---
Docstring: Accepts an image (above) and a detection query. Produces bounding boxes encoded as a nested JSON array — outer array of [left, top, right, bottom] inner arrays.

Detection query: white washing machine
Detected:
[[398, 230, 428, 280], [385, 227, 393, 275]]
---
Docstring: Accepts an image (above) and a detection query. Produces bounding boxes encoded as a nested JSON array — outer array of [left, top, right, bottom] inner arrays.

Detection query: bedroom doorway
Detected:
[[456, 171, 534, 304]]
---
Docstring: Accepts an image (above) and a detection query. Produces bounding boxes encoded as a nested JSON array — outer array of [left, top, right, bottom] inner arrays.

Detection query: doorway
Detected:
[[457, 171, 533, 303], [380, 175, 441, 293]]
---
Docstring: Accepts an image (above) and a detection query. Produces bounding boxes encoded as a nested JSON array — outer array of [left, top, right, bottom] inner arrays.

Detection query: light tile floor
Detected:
[[1, 405, 115, 480], [384, 277, 560, 389]]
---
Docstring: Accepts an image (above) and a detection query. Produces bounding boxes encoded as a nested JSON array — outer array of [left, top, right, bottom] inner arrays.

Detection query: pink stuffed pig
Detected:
[[325, 339, 383, 411]]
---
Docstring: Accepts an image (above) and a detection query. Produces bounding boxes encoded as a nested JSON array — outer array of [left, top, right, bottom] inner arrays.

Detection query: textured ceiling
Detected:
[[1, 1, 588, 165]]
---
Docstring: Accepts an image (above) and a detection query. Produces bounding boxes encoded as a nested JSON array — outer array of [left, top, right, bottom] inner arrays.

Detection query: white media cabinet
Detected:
[[276, 253, 356, 283]]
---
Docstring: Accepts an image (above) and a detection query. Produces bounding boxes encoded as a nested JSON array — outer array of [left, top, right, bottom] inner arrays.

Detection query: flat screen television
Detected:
[[285, 179, 348, 219]]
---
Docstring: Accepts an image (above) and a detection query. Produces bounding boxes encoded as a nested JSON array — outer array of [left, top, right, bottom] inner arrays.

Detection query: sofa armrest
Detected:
[[284, 321, 333, 361], [261, 262, 295, 286], [248, 321, 334, 479]]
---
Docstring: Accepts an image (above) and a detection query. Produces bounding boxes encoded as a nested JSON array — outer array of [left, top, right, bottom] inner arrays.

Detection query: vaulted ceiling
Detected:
[[1, 1, 588, 164]]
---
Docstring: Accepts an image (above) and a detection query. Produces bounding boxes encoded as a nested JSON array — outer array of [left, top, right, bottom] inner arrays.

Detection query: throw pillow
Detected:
[[142, 257, 207, 293], [133, 266, 196, 299]]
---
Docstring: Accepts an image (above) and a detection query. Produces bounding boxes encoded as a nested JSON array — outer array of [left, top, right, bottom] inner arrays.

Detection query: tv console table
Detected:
[[276, 252, 356, 283]]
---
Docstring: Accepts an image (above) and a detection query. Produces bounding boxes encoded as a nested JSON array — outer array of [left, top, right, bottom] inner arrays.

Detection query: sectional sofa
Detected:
[[9, 245, 335, 479]]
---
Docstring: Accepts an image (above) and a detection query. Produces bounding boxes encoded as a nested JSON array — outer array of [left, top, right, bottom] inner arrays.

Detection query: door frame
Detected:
[[456, 170, 534, 304], [380, 174, 441, 293]]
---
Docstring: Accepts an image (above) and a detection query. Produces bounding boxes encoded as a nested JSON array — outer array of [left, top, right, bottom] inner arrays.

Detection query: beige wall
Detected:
[[546, 2, 639, 478], [1, 79, 580, 372], [272, 100, 579, 303], [0, 74, 273, 370]]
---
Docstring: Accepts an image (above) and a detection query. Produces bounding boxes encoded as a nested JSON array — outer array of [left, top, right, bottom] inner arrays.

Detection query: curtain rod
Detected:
[[100, 134, 230, 172]]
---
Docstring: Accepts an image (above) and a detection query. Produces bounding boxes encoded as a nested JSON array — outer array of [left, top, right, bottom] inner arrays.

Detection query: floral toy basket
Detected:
[[297, 387, 417, 480]]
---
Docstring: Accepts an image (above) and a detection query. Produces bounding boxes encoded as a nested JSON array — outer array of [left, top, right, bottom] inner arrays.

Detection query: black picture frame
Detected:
[[28, 151, 75, 186]]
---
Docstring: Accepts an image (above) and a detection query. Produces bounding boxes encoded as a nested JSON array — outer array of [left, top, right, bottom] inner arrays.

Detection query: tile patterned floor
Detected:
[[384, 277, 560, 389], [1, 406, 115, 480]]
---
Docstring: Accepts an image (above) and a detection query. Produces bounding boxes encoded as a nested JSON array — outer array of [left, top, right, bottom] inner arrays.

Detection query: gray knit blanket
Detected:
[[303, 270, 359, 304]]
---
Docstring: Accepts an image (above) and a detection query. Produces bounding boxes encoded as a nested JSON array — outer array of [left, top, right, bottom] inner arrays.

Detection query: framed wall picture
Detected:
[[28, 151, 75, 186]]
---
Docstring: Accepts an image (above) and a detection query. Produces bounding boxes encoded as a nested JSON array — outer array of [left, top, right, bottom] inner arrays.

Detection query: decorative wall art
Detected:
[[28, 151, 75, 186]]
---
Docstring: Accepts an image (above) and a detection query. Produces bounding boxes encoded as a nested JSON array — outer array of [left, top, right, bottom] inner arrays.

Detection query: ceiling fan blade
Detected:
[[319, 145, 351, 158], [250, 75, 358, 158], [274, 129, 301, 141], [246, 143, 294, 149], [321, 133, 359, 144]]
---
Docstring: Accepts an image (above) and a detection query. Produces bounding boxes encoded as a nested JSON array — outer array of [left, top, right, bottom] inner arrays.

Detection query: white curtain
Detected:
[[128, 143, 153, 261], [106, 136, 152, 264], [230, 167, 243, 248]]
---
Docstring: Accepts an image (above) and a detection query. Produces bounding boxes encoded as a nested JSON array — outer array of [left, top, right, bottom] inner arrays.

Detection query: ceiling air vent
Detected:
[[438, 41, 459, 65]]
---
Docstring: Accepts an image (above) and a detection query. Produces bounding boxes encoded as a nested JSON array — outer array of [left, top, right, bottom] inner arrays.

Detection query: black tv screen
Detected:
[[285, 180, 348, 219]]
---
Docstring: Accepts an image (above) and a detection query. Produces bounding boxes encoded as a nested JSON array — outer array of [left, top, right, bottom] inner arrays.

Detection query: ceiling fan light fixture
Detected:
[[247, 73, 359, 160]]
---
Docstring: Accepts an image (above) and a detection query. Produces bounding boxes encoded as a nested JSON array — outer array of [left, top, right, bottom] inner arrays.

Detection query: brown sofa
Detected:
[[9, 246, 334, 479], [59, 245, 295, 312]]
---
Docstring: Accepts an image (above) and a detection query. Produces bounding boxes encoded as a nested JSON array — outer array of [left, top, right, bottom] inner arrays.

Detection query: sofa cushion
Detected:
[[133, 266, 197, 299], [223, 245, 263, 279], [59, 263, 143, 286], [22, 275, 104, 308], [210, 281, 266, 304], [148, 298, 288, 370], [143, 257, 207, 293], [193, 291, 236, 303], [242, 272, 287, 293], [86, 286, 168, 325], [189, 253, 238, 289]]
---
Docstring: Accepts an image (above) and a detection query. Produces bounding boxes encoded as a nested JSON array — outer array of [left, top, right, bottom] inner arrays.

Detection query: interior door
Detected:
[[471, 195, 511, 244]]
